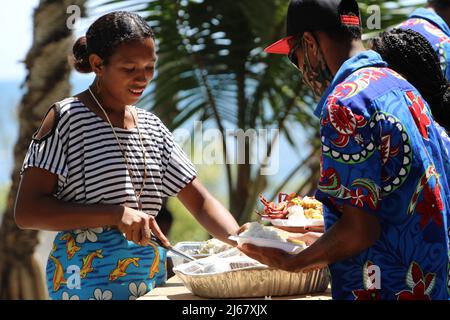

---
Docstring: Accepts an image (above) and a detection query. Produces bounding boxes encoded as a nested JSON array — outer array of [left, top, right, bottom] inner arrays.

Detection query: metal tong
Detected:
[[150, 234, 196, 262]]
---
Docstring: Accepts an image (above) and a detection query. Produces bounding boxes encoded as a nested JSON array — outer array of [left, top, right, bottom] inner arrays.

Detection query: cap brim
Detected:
[[264, 36, 294, 55]]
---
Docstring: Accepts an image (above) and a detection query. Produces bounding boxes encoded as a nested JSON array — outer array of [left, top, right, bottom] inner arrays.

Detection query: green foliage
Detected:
[[167, 196, 209, 243], [166, 161, 226, 243], [0, 184, 9, 214]]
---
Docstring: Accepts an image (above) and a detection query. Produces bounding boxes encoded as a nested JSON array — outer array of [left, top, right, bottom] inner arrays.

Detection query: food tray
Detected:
[[173, 248, 330, 299]]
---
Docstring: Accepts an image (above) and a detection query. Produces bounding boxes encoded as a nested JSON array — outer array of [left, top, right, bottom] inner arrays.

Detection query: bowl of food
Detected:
[[168, 238, 233, 267]]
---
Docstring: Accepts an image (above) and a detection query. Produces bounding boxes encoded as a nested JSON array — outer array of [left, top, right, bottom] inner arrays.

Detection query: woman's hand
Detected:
[[237, 222, 251, 235], [115, 206, 170, 247]]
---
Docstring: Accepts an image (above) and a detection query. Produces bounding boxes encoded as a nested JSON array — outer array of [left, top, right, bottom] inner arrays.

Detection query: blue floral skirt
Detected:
[[46, 227, 167, 300]]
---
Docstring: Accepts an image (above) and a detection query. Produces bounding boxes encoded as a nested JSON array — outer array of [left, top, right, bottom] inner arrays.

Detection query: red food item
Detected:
[[257, 192, 298, 220]]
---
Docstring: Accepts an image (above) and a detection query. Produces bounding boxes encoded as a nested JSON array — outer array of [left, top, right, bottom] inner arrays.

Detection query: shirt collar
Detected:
[[313, 50, 387, 118], [409, 8, 450, 37]]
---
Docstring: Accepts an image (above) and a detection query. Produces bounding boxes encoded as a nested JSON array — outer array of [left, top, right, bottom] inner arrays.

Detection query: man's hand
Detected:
[[238, 243, 296, 271], [287, 232, 322, 246], [237, 204, 380, 273]]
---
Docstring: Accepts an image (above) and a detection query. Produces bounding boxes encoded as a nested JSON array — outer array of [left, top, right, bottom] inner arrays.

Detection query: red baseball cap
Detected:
[[264, 0, 361, 55]]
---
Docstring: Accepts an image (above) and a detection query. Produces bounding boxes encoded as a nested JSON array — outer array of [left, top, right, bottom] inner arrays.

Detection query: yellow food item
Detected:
[[304, 208, 323, 219], [298, 197, 323, 210]]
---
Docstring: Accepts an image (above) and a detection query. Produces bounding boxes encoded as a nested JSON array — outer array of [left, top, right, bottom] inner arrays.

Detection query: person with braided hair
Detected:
[[399, 0, 450, 80], [370, 28, 450, 157], [238, 0, 450, 300], [14, 11, 241, 300]]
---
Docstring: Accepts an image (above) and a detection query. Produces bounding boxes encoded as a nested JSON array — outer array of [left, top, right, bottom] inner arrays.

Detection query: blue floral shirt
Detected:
[[399, 8, 450, 80], [314, 50, 450, 300]]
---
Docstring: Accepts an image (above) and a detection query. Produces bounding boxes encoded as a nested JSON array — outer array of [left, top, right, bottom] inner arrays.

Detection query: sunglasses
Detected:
[[288, 41, 302, 70], [288, 38, 302, 71]]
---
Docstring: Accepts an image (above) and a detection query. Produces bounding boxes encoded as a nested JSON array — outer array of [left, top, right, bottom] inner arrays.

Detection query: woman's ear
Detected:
[[89, 54, 104, 76]]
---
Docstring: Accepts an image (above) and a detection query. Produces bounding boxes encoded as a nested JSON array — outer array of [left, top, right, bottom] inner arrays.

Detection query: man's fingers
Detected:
[[304, 225, 324, 233], [237, 244, 261, 260], [290, 232, 322, 246]]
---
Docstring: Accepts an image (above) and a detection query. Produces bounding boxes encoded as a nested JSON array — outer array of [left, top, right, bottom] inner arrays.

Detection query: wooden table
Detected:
[[138, 276, 332, 300]]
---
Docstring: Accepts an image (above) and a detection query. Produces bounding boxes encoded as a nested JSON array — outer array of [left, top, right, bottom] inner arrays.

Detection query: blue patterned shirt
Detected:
[[314, 50, 450, 300]]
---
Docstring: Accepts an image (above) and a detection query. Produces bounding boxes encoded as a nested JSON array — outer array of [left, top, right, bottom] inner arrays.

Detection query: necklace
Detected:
[[88, 87, 148, 211]]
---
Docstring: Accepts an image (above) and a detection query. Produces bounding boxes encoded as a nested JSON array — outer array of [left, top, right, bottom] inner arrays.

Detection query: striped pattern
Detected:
[[21, 97, 197, 216]]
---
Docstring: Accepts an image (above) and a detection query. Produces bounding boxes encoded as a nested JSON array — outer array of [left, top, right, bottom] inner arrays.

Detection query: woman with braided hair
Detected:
[[399, 0, 450, 80], [370, 28, 450, 154], [14, 11, 240, 300]]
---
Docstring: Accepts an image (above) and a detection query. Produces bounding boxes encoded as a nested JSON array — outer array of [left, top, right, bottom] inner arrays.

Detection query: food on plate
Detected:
[[257, 192, 323, 220], [239, 222, 305, 246], [240, 222, 287, 241]]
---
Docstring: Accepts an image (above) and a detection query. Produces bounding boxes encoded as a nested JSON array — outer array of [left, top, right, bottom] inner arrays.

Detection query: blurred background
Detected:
[[0, 0, 426, 299]]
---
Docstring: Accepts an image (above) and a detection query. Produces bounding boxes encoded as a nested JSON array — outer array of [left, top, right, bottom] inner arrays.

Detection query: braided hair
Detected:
[[370, 28, 450, 132], [72, 11, 155, 73]]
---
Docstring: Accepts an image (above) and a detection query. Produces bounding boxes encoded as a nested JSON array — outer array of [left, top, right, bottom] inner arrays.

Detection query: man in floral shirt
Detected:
[[239, 0, 450, 300], [399, 0, 450, 80]]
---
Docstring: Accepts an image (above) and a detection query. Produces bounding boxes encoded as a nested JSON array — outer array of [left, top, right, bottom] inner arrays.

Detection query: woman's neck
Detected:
[[88, 83, 127, 117], [85, 84, 136, 130]]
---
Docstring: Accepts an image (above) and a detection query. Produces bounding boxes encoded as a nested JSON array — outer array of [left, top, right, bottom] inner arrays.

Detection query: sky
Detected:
[[0, 0, 38, 81], [0, 0, 151, 81]]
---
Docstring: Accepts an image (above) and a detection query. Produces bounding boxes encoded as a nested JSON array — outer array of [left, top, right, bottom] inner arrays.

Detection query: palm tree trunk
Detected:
[[0, 0, 85, 299]]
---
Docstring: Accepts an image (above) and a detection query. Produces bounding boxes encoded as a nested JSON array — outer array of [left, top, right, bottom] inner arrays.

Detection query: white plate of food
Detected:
[[257, 193, 324, 227], [230, 222, 306, 254]]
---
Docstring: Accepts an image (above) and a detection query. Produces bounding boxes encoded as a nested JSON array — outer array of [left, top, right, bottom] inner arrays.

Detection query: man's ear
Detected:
[[303, 32, 319, 54], [89, 54, 104, 76]]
